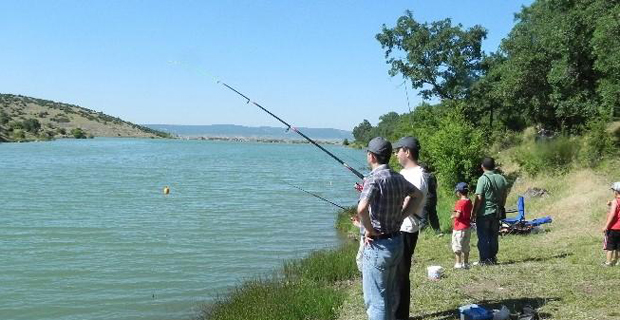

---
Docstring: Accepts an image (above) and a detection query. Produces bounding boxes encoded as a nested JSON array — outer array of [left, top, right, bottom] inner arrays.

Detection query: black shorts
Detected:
[[604, 230, 620, 251]]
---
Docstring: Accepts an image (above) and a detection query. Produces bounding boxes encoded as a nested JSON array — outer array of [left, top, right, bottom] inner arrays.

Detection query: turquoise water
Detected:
[[0, 138, 366, 320]]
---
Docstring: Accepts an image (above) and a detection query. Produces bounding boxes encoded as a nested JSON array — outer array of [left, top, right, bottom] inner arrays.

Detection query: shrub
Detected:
[[22, 118, 41, 133], [51, 114, 70, 123], [8, 120, 23, 130], [71, 127, 87, 139], [423, 110, 487, 191], [12, 129, 25, 140], [0, 111, 9, 125], [490, 129, 523, 152], [512, 136, 578, 175], [578, 120, 615, 167]]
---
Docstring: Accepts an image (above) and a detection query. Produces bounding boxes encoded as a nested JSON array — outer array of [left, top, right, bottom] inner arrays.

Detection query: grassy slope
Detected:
[[0, 94, 171, 141], [336, 158, 620, 320]]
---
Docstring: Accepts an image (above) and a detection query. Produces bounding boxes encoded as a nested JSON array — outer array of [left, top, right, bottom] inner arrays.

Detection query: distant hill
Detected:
[[145, 124, 353, 141], [0, 94, 172, 142]]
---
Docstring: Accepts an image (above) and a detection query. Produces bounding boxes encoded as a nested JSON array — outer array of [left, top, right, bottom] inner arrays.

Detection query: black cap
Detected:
[[393, 136, 421, 151], [366, 137, 392, 157]]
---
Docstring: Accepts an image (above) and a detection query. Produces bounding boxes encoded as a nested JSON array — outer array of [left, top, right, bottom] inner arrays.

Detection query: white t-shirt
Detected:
[[400, 165, 428, 233]]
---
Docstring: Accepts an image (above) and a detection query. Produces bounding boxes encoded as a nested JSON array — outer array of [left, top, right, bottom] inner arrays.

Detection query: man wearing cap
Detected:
[[392, 136, 427, 320], [472, 157, 508, 265], [358, 137, 424, 320]]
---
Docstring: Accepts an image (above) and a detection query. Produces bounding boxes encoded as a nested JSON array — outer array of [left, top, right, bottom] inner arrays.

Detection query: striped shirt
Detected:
[[360, 164, 418, 234]]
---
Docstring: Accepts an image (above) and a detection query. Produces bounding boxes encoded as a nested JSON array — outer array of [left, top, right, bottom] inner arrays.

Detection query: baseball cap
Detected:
[[366, 137, 392, 157], [611, 182, 620, 192], [455, 182, 469, 193], [393, 136, 421, 151]]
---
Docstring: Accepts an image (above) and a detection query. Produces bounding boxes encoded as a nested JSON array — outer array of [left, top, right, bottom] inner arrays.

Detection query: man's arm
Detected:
[[401, 188, 424, 221], [472, 194, 483, 218], [357, 198, 378, 239]]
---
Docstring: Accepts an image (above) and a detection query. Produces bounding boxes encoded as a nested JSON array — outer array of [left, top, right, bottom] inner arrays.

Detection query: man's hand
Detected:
[[602, 227, 608, 233], [354, 182, 364, 192], [351, 215, 361, 228], [364, 228, 378, 245]]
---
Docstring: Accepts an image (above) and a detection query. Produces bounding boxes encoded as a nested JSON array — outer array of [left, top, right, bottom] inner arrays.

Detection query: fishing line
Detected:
[[281, 180, 348, 210]]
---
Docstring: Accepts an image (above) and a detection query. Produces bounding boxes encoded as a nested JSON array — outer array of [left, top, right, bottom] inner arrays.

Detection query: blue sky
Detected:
[[0, 0, 532, 130]]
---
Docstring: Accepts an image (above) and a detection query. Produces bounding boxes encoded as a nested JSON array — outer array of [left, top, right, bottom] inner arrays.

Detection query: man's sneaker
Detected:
[[454, 263, 463, 269], [462, 263, 470, 269], [603, 261, 615, 267]]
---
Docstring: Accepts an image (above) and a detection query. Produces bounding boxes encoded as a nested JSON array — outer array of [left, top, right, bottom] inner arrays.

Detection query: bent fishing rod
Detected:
[[214, 80, 365, 180]]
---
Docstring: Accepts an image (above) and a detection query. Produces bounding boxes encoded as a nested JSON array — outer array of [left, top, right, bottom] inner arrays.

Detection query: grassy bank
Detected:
[[198, 211, 360, 320], [196, 141, 619, 319], [336, 159, 620, 320]]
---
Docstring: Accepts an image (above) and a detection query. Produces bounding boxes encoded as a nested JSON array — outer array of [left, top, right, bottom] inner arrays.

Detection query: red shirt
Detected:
[[610, 199, 620, 230], [453, 199, 473, 230]]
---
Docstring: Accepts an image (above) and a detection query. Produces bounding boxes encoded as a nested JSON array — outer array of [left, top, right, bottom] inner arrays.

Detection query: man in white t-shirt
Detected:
[[393, 136, 428, 320]]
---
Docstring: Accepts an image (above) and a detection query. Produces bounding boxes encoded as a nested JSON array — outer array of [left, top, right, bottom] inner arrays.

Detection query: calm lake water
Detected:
[[0, 138, 366, 320]]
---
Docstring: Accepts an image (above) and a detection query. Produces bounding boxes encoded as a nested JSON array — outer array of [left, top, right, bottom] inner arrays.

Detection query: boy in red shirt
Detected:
[[451, 182, 473, 269], [602, 182, 620, 266]]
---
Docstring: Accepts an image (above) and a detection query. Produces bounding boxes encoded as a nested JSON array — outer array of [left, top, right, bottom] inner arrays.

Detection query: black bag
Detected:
[[496, 206, 506, 220]]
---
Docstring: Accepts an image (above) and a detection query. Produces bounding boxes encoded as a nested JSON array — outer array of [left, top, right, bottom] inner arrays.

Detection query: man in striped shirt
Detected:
[[358, 137, 425, 320]]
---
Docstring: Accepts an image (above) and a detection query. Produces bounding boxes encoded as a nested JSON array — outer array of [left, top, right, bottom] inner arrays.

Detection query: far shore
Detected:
[[180, 135, 347, 145], [1, 135, 349, 145]]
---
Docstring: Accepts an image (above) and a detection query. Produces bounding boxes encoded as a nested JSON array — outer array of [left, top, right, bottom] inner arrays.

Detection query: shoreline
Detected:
[[197, 207, 359, 320], [0, 135, 348, 145]]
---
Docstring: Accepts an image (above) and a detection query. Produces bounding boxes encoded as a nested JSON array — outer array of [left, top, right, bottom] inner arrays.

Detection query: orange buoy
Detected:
[[163, 186, 170, 195]]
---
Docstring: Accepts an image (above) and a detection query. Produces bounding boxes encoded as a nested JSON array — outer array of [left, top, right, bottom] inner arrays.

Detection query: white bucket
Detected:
[[427, 265, 444, 280], [492, 305, 510, 320]]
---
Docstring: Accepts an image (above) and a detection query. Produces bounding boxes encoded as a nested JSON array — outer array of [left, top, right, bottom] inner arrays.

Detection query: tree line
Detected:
[[353, 0, 619, 191]]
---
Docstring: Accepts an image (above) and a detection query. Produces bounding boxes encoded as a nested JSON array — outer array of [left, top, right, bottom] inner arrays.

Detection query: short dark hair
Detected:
[[370, 152, 391, 165], [403, 147, 420, 161], [482, 157, 496, 170]]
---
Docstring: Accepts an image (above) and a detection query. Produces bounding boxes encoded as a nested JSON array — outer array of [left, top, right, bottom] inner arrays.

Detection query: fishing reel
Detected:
[[354, 182, 364, 192]]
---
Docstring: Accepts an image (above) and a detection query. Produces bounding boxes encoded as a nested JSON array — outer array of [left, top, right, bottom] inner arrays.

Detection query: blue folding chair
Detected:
[[502, 196, 525, 224], [500, 196, 552, 234]]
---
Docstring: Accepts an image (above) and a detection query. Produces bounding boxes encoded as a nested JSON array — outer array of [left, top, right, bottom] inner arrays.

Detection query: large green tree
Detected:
[[352, 119, 373, 145], [492, 0, 619, 131], [376, 11, 487, 100]]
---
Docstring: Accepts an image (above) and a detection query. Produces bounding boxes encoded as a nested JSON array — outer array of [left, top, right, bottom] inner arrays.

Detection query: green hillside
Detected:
[[0, 94, 172, 142]]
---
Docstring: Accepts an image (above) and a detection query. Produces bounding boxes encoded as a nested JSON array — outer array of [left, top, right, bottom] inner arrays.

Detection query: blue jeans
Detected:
[[476, 215, 499, 263], [363, 234, 403, 320]]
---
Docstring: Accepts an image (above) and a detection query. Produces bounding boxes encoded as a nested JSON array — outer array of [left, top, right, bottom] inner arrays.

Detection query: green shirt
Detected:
[[475, 170, 508, 217]]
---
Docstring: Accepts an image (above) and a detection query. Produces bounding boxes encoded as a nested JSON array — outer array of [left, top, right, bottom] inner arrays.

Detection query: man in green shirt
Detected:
[[472, 157, 508, 265]]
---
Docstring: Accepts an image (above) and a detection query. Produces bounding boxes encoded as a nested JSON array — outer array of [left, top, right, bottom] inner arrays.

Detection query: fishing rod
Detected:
[[215, 80, 366, 180], [282, 181, 348, 210]]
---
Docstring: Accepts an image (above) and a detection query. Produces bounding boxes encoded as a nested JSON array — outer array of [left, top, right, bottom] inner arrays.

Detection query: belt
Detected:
[[369, 232, 400, 240]]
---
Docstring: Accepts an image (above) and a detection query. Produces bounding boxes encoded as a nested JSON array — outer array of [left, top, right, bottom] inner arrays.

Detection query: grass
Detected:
[[196, 147, 620, 320], [336, 160, 620, 320], [198, 237, 359, 320]]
